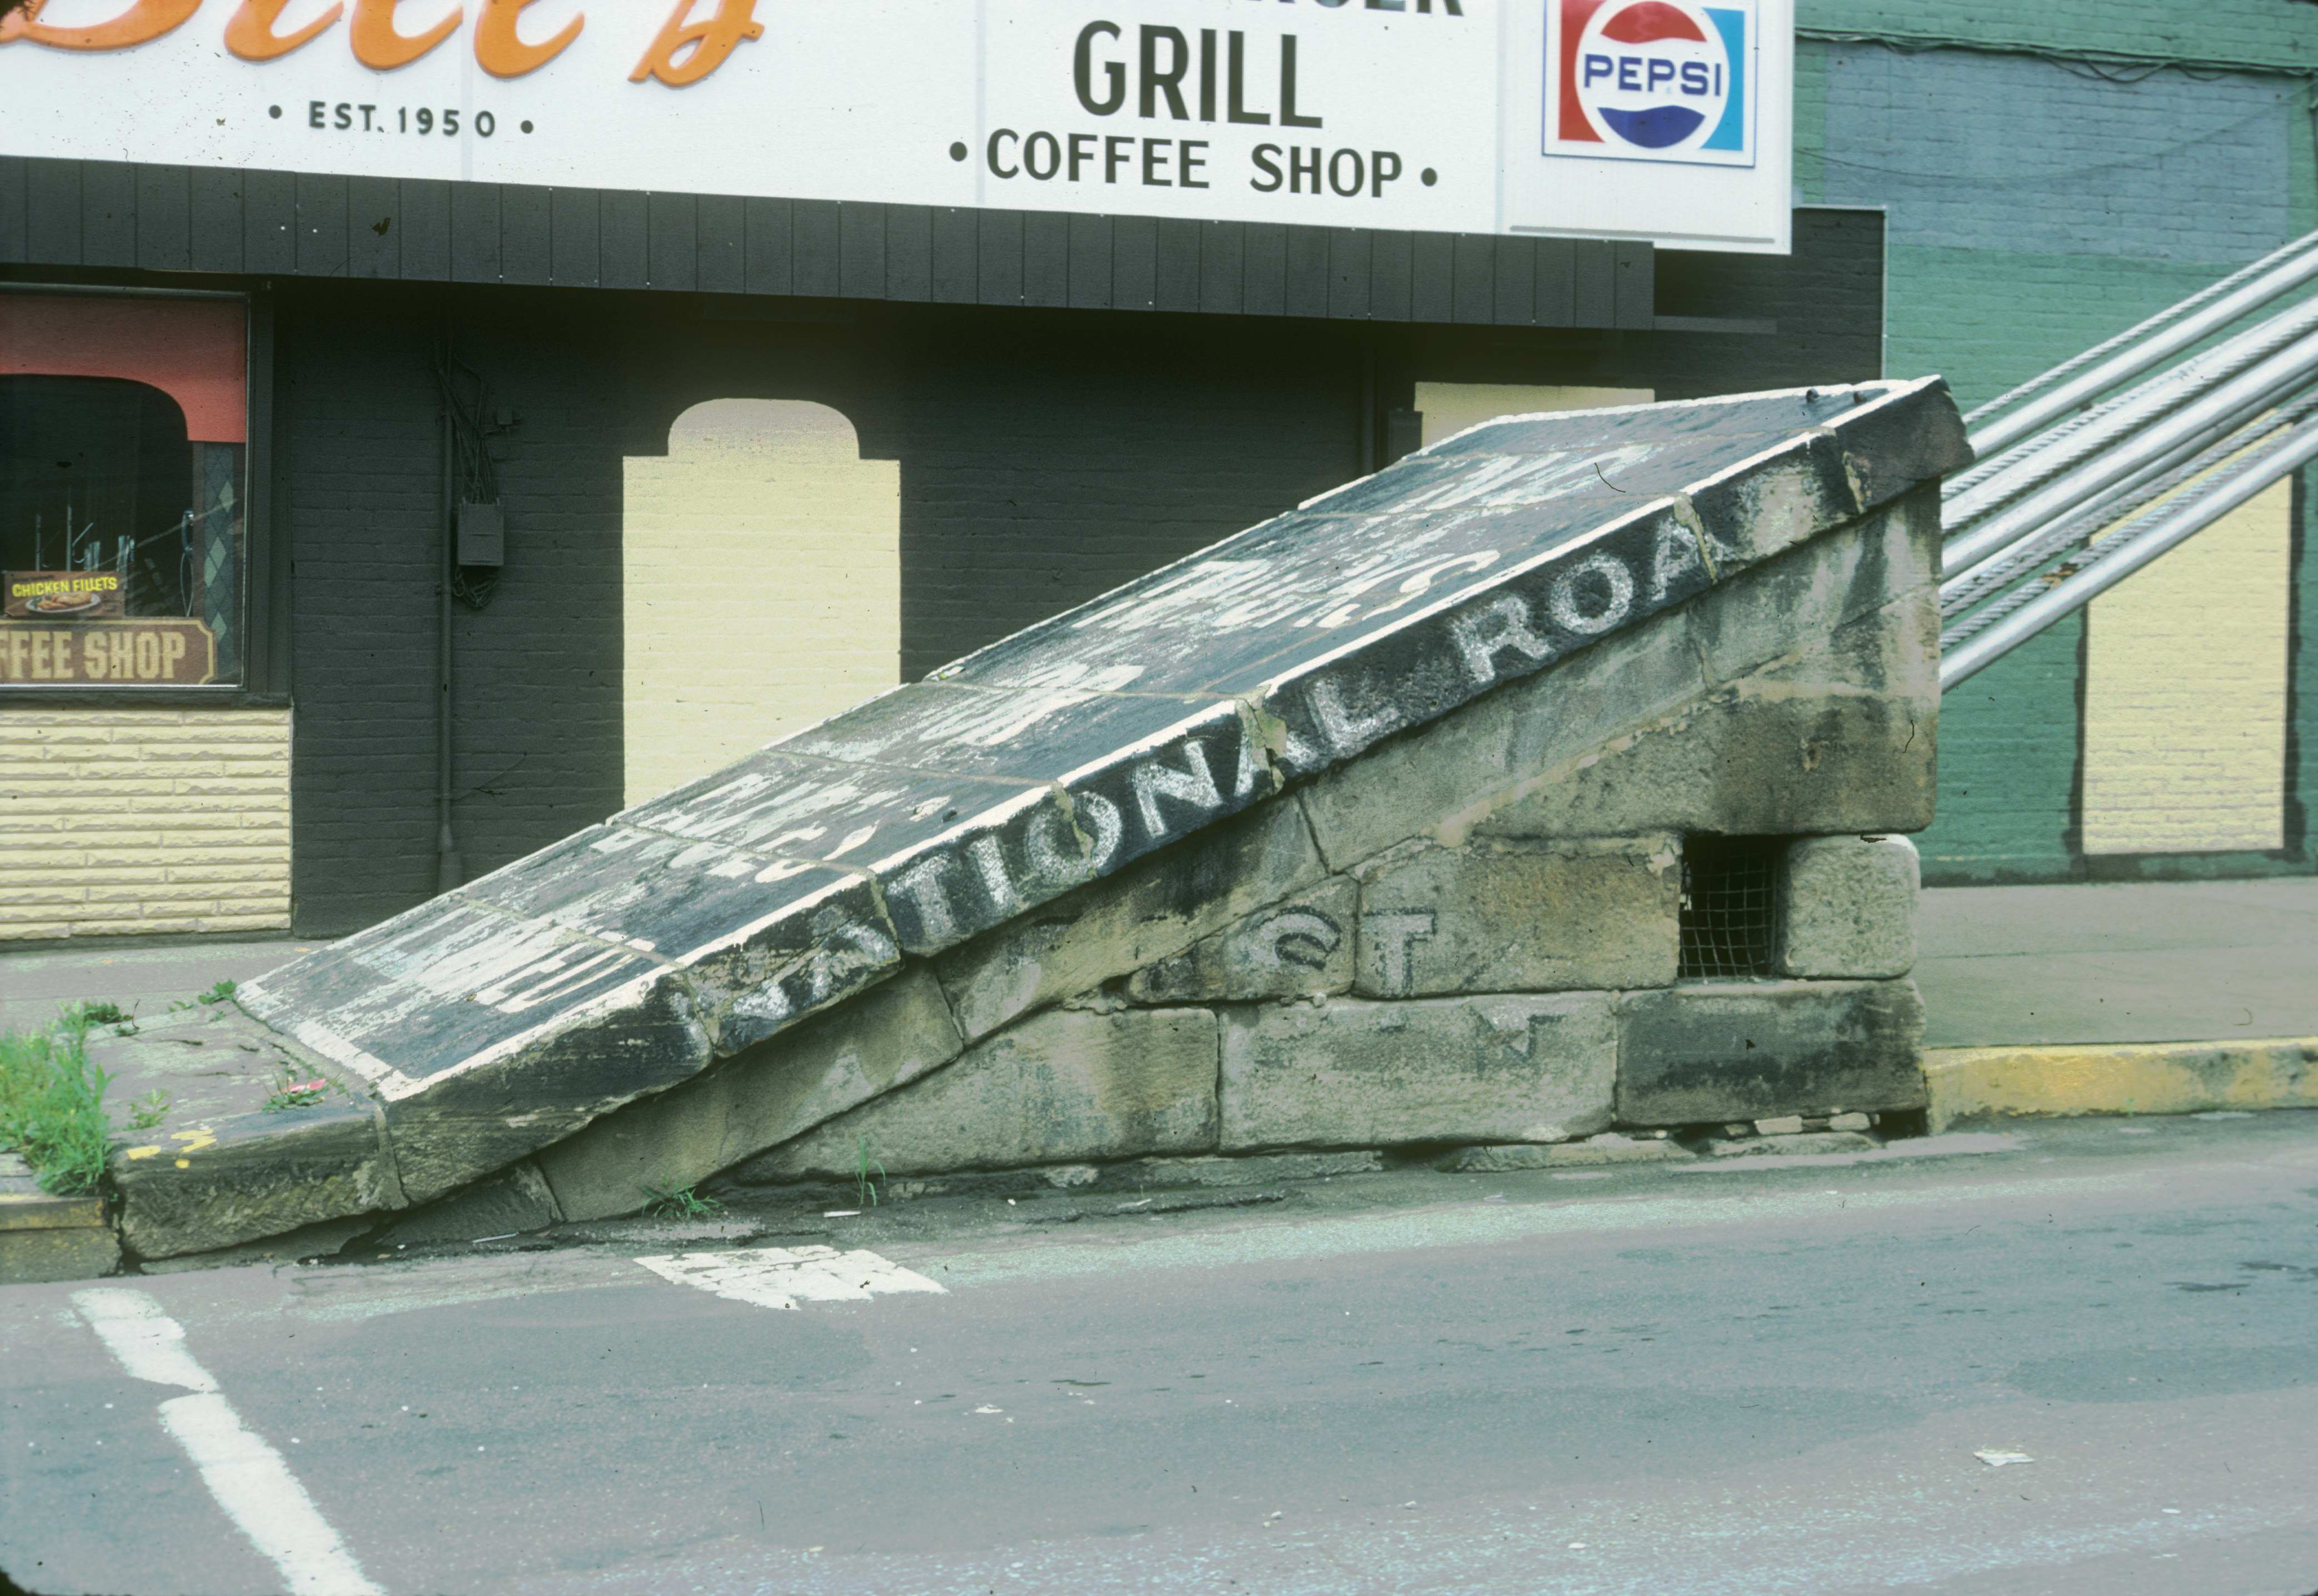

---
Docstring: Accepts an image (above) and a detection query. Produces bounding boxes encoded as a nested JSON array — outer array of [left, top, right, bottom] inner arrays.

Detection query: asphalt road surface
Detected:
[[5, 1114, 2317, 1596]]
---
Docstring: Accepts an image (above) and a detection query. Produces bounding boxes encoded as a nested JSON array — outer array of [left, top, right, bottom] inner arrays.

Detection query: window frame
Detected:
[[0, 280, 282, 707]]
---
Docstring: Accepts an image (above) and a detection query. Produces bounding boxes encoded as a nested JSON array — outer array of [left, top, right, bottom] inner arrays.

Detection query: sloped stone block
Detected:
[[374, 1160, 560, 1248], [1125, 876, 1359, 1005], [1352, 836, 1679, 996], [240, 895, 715, 1204], [936, 799, 1326, 1040], [1778, 835, 1920, 979], [1220, 994, 1616, 1150], [213, 379, 1967, 1231], [1294, 614, 1707, 870], [735, 1006, 1220, 1180], [116, 1099, 397, 1261], [536, 967, 965, 1221], [1682, 481, 1939, 690], [90, 1008, 403, 1260], [459, 824, 902, 1056], [1616, 980, 1927, 1126], [1472, 577, 1941, 843], [1299, 484, 1940, 868]]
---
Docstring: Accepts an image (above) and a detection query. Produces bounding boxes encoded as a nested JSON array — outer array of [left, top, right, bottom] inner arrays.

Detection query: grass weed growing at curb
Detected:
[[0, 1008, 115, 1196], [644, 1185, 726, 1219]]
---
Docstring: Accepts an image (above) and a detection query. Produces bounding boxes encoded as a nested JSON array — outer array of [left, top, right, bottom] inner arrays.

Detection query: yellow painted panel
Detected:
[[2081, 478, 2291, 855], [0, 707, 293, 941], [1414, 383, 1654, 448], [621, 400, 902, 809]]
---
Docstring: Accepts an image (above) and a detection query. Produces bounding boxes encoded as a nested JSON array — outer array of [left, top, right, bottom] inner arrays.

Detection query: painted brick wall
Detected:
[[0, 709, 291, 941], [2083, 480, 2295, 856], [1800, 6, 2318, 882], [281, 283, 628, 937], [1799, 0, 2318, 67]]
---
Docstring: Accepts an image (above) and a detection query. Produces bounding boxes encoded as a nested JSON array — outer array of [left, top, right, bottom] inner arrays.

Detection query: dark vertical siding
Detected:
[[1, 157, 1655, 332], [1154, 218, 1202, 312], [500, 186, 554, 286], [133, 166, 190, 272], [1065, 213, 1111, 309], [885, 205, 934, 302], [293, 173, 350, 280], [346, 176, 401, 281], [1023, 212, 1069, 307], [791, 200, 840, 296], [397, 179, 451, 281], [742, 197, 791, 296], [550, 188, 600, 287], [187, 170, 244, 275], [977, 209, 1024, 306], [0, 158, 27, 264], [82, 161, 136, 266], [24, 160, 81, 265], [695, 193, 745, 295]]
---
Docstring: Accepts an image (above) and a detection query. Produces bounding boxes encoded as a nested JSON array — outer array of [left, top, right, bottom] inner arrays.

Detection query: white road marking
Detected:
[[73, 1289, 382, 1596], [635, 1245, 946, 1311]]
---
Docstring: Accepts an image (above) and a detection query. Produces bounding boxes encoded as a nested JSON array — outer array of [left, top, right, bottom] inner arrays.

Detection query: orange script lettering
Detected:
[[350, 0, 463, 71], [629, 0, 761, 88], [475, 0, 581, 78], [224, 0, 344, 61], [0, 0, 201, 49]]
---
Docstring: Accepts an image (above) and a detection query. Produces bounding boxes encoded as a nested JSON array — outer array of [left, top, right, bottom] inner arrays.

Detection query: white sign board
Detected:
[[0, 0, 1792, 253]]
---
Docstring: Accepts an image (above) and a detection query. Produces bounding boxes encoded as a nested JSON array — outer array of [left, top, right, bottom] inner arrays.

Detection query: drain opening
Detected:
[[1678, 836, 1782, 979]]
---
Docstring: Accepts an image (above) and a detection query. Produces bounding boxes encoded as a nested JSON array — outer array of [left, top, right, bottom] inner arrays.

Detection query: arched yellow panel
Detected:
[[1415, 383, 1654, 448], [622, 399, 900, 808]]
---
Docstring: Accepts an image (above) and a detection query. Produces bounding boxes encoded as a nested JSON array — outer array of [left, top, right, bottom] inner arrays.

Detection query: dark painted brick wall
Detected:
[[280, 284, 631, 935], [278, 210, 1883, 934]]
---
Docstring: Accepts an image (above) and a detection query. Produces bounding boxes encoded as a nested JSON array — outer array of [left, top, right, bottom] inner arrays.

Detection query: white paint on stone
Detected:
[[1130, 739, 1227, 839], [636, 1246, 945, 1312]]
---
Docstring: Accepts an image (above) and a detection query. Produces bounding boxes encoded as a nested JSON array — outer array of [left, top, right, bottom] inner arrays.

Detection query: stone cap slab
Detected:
[[239, 378, 1970, 1195], [86, 1006, 404, 1258]]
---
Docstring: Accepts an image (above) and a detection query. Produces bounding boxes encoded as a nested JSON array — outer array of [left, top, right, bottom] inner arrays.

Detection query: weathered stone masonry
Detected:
[[97, 378, 1970, 1257]]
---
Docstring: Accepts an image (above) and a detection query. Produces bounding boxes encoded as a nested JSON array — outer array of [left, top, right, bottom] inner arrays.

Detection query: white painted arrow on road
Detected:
[[635, 1246, 945, 1311]]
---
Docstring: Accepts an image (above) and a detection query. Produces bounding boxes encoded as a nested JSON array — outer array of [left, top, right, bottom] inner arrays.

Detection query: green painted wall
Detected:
[[1797, 0, 2318, 69], [1797, 3, 2318, 882]]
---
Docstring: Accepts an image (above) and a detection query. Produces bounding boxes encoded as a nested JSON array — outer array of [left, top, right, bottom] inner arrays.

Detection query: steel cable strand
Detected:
[[1944, 293, 2318, 515]]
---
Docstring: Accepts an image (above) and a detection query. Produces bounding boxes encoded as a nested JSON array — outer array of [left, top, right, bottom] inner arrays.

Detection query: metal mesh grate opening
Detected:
[[1678, 837, 1781, 979]]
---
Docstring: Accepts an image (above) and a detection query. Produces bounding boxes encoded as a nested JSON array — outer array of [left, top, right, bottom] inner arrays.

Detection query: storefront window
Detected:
[[1, 292, 248, 688]]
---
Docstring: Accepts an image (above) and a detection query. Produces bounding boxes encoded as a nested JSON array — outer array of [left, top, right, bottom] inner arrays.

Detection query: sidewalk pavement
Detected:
[[1916, 876, 2318, 1048], [0, 935, 324, 1040], [3, 876, 2315, 1050]]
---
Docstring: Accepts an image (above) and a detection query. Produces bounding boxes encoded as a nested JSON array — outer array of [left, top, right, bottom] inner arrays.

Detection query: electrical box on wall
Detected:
[[457, 501, 505, 568]]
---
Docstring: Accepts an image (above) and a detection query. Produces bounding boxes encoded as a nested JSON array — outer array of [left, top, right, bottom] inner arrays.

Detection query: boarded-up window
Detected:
[[622, 399, 901, 806]]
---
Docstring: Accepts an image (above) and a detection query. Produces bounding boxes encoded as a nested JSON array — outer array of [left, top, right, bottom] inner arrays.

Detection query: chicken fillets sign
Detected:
[[0, 0, 1791, 252]]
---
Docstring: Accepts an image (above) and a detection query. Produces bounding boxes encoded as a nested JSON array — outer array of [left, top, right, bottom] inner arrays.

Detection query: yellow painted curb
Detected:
[[1923, 1037, 2318, 1132]]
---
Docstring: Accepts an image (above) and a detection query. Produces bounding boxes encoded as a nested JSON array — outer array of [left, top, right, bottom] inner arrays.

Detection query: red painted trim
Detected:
[[0, 292, 247, 444]]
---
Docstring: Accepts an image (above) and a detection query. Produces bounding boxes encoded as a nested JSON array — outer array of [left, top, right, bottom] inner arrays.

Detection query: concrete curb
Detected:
[[0, 1154, 119, 1285], [1923, 1037, 2318, 1131]]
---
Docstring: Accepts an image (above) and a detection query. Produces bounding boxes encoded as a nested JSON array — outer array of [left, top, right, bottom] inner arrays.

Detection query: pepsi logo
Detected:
[[1548, 0, 1754, 166]]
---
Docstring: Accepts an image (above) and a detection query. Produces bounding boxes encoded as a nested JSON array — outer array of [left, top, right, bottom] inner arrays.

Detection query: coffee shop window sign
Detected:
[[1, 290, 247, 688]]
